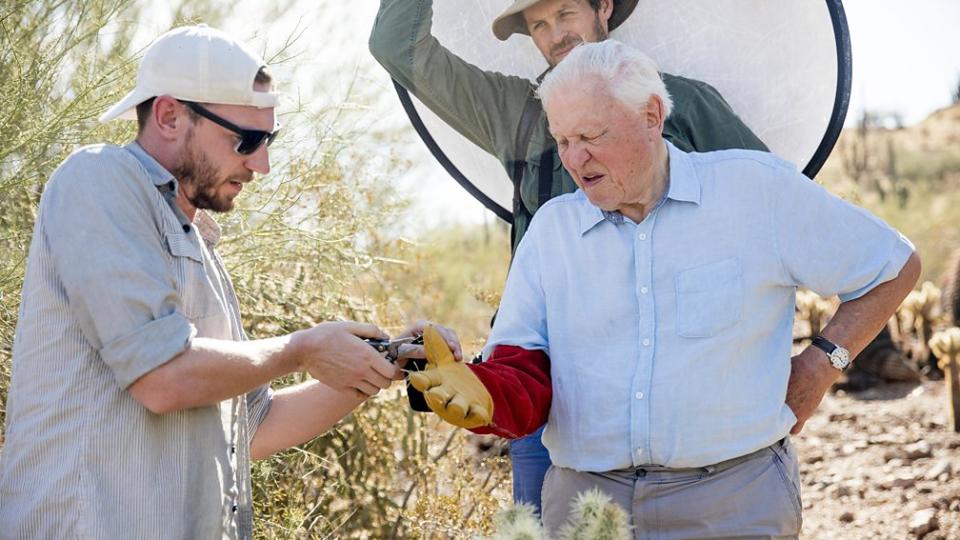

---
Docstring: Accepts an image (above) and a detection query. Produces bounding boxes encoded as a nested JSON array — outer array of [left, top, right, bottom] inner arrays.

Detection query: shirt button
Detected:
[[231, 445, 236, 455], [231, 505, 238, 513], [640, 286, 649, 294], [638, 233, 647, 240], [636, 448, 644, 456], [635, 391, 644, 400], [642, 338, 651, 346]]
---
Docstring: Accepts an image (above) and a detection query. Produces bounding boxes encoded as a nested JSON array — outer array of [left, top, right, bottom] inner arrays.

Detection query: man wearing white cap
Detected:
[[0, 25, 403, 538], [370, 0, 768, 515]]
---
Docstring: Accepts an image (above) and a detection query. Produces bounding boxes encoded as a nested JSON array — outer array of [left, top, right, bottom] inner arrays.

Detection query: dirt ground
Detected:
[[795, 380, 960, 539]]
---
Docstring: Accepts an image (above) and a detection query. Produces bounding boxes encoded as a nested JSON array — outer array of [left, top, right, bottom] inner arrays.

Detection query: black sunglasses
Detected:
[[179, 100, 280, 155]]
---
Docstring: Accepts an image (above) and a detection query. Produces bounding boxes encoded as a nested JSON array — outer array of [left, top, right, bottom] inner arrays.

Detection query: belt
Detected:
[[627, 439, 786, 478]]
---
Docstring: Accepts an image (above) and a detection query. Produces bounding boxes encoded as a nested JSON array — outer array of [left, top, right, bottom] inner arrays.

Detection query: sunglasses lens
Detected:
[[236, 133, 267, 155], [235, 129, 279, 155]]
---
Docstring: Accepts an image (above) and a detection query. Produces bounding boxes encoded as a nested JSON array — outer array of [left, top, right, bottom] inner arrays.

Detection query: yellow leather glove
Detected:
[[408, 326, 494, 429]]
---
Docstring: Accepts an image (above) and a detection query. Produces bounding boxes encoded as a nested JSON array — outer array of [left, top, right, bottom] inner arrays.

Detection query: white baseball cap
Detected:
[[99, 24, 280, 123]]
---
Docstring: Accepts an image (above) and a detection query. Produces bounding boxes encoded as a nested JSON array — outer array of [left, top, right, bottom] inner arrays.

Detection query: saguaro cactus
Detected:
[[929, 327, 960, 432]]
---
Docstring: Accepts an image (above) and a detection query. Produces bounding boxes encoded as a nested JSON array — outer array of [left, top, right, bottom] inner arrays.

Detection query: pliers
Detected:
[[364, 335, 424, 364]]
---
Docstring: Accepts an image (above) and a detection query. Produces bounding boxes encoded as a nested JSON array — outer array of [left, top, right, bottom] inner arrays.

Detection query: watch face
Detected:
[[830, 348, 851, 370]]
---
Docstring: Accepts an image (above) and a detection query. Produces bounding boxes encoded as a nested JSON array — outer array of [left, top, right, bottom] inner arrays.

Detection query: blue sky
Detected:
[[843, 0, 960, 125]]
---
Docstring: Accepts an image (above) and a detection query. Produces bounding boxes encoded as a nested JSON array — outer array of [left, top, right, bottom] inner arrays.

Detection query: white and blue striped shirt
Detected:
[[0, 142, 271, 539]]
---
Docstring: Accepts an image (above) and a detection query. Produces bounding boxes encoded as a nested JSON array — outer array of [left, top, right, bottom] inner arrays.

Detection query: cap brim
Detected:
[[99, 88, 154, 123], [99, 88, 282, 124]]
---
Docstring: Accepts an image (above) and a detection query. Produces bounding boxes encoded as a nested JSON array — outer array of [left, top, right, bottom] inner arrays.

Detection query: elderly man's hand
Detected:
[[785, 346, 842, 434], [408, 326, 493, 429], [395, 319, 463, 365]]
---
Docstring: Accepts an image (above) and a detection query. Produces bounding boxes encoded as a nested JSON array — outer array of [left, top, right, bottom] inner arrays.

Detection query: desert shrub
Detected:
[[0, 2, 513, 538], [0, 0, 145, 432]]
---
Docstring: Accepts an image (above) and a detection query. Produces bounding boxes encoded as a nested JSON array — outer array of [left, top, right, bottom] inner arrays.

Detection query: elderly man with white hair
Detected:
[[409, 40, 920, 538]]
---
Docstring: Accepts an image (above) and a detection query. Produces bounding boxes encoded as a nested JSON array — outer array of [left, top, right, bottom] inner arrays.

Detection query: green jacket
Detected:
[[370, 0, 768, 252]]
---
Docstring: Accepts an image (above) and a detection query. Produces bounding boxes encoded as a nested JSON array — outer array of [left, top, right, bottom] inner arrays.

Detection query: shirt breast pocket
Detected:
[[164, 231, 221, 321], [675, 257, 743, 338]]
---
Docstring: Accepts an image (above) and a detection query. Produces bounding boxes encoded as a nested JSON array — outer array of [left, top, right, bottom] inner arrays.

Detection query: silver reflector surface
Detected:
[[395, 0, 851, 222]]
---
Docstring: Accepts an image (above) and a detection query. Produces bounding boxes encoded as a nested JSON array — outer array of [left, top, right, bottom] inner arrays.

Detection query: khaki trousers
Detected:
[[541, 438, 802, 540]]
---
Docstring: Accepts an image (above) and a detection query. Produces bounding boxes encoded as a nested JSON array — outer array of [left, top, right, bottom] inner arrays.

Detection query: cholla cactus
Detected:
[[557, 489, 631, 540], [929, 327, 960, 432], [485, 489, 630, 540], [899, 281, 945, 373], [796, 289, 834, 336], [488, 503, 549, 540]]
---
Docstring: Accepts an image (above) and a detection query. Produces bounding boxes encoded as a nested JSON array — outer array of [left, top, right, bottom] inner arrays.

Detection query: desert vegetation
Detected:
[[1, 1, 959, 538]]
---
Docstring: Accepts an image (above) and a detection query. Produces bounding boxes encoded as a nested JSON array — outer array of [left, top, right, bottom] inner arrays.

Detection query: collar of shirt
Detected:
[[124, 141, 221, 244], [125, 140, 175, 188], [194, 210, 223, 246], [578, 140, 702, 235]]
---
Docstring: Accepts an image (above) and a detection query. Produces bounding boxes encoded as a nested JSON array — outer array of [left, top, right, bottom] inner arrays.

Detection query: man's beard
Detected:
[[171, 132, 248, 213], [548, 14, 609, 66]]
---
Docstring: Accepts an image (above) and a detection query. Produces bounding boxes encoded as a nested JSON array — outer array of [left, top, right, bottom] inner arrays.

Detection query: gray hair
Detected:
[[538, 40, 673, 119]]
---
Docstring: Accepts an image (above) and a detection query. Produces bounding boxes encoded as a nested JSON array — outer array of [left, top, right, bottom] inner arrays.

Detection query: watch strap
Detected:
[[811, 336, 837, 355]]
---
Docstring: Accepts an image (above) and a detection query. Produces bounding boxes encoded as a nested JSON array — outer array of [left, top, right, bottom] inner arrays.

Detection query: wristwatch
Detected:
[[811, 336, 851, 372]]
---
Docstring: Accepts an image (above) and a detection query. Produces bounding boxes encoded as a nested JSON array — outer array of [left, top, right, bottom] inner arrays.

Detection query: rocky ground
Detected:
[[796, 380, 960, 539]]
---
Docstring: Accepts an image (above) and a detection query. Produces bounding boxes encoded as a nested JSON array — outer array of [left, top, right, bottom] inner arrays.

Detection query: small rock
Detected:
[[873, 434, 902, 445], [909, 508, 938, 537], [885, 449, 909, 462], [828, 485, 852, 499], [893, 474, 917, 489], [925, 460, 952, 481], [839, 511, 855, 523], [805, 454, 824, 465], [904, 441, 933, 460], [950, 500, 960, 512], [888, 458, 907, 468], [947, 440, 960, 450]]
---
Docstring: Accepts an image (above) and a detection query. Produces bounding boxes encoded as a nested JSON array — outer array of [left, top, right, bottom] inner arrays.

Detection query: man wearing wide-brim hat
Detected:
[[370, 0, 768, 516]]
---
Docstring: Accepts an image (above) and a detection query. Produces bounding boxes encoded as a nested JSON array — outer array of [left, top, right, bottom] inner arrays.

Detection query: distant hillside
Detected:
[[822, 102, 960, 181], [903, 102, 960, 151], [818, 102, 960, 282]]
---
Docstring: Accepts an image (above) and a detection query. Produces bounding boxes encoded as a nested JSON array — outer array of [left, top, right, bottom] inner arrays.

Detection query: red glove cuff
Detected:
[[467, 345, 551, 439]]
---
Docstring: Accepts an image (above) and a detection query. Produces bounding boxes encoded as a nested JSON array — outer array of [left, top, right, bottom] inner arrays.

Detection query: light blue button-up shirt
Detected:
[[484, 141, 914, 471]]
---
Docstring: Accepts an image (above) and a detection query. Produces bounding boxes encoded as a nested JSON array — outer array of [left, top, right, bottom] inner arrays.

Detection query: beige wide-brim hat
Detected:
[[492, 0, 639, 41]]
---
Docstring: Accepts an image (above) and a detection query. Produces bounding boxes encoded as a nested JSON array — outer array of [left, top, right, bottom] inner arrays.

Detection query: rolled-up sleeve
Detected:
[[772, 164, 915, 301], [245, 385, 273, 434], [40, 148, 193, 388], [369, 0, 533, 159]]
